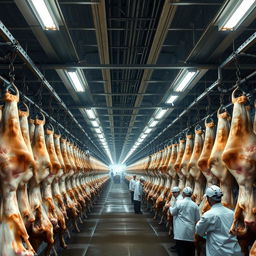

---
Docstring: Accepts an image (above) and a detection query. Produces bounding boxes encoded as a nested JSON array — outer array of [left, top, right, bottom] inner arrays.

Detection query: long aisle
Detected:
[[62, 179, 177, 256]]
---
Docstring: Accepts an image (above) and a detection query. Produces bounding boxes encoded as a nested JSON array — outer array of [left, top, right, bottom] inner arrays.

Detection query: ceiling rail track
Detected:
[[0, 20, 105, 162], [129, 31, 256, 164]]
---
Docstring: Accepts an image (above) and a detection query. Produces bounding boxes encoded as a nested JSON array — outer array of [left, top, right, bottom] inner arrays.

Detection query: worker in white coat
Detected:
[[129, 175, 136, 203], [167, 186, 184, 251], [169, 187, 200, 256], [195, 185, 242, 256], [133, 176, 145, 214]]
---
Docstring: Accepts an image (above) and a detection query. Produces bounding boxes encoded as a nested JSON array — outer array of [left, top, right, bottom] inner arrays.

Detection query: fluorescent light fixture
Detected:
[[174, 70, 198, 92], [29, 0, 59, 30], [166, 95, 178, 104], [138, 138, 144, 143], [219, 0, 256, 31], [94, 128, 102, 134], [144, 127, 152, 134], [148, 120, 159, 128], [85, 108, 96, 119], [141, 134, 148, 139], [91, 120, 99, 127], [155, 108, 168, 119], [98, 134, 104, 139], [67, 71, 85, 92]]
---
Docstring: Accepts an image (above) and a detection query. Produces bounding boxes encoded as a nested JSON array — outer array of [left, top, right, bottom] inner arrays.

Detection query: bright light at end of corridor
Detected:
[[109, 164, 126, 173]]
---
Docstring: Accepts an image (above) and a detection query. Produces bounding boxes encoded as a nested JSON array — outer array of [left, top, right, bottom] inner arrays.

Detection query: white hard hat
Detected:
[[205, 185, 223, 199], [183, 187, 193, 195], [140, 176, 145, 181], [171, 186, 180, 193]]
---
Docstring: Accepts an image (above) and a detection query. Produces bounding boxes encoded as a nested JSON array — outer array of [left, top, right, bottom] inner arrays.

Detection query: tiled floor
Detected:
[[61, 180, 177, 256]]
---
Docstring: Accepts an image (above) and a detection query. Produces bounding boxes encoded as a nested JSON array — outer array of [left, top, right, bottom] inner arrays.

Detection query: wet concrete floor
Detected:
[[62, 180, 177, 256]]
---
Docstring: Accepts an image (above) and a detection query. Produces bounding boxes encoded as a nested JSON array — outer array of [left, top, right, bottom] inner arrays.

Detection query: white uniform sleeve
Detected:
[[129, 180, 132, 190], [195, 207, 200, 223], [169, 203, 179, 216], [195, 214, 216, 237]]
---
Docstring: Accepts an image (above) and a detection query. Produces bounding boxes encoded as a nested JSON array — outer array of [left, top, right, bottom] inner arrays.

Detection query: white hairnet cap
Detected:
[[183, 187, 193, 195], [205, 185, 223, 199], [140, 176, 145, 181], [171, 186, 180, 193]]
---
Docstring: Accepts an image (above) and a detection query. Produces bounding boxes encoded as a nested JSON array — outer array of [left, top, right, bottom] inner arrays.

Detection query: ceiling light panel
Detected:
[[155, 108, 168, 119], [85, 108, 96, 119], [91, 120, 99, 127], [94, 128, 102, 134], [174, 71, 198, 92], [166, 95, 178, 104], [144, 127, 152, 134], [28, 0, 59, 30], [148, 120, 159, 128], [67, 71, 85, 92], [219, 0, 256, 31]]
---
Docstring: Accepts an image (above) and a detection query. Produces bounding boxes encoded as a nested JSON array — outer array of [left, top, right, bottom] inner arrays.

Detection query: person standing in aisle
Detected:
[[169, 186, 183, 206], [169, 187, 200, 256], [133, 176, 145, 214], [196, 185, 242, 256], [167, 186, 184, 251], [129, 175, 136, 203]]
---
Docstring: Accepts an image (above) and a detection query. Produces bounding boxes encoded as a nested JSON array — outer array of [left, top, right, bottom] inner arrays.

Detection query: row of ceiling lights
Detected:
[[25, 0, 256, 165], [25, 0, 114, 163], [121, 70, 199, 164], [120, 0, 256, 163]]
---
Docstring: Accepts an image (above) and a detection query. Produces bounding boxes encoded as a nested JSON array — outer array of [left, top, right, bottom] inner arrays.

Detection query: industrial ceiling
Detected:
[[0, 0, 255, 165]]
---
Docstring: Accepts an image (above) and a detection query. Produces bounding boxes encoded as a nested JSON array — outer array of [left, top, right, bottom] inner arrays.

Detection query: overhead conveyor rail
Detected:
[[129, 31, 256, 164], [0, 20, 106, 163]]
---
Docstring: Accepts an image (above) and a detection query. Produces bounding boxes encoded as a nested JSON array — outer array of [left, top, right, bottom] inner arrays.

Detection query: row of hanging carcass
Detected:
[[127, 88, 256, 256], [0, 83, 109, 256]]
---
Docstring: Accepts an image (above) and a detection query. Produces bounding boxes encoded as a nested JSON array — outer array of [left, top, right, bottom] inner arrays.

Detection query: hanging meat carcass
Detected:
[[188, 125, 205, 205], [0, 84, 35, 256], [53, 132, 68, 220], [208, 107, 236, 209], [28, 113, 54, 255], [17, 103, 35, 228], [174, 137, 186, 191], [44, 125, 67, 249], [197, 116, 217, 187], [154, 146, 172, 219], [180, 131, 194, 188], [60, 137, 80, 232], [168, 141, 178, 190], [222, 89, 256, 251], [161, 141, 179, 221]]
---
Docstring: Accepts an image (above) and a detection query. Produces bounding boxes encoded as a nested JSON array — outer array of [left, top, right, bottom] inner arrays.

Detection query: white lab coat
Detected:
[[170, 197, 200, 242], [196, 203, 242, 256], [129, 179, 136, 192], [169, 193, 183, 207], [134, 181, 143, 201]]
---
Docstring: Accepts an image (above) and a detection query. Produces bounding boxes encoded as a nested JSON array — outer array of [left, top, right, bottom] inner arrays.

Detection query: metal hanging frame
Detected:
[[0, 20, 107, 163], [128, 31, 256, 164]]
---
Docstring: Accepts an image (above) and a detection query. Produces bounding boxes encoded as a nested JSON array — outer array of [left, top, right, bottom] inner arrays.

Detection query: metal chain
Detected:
[[8, 49, 17, 84]]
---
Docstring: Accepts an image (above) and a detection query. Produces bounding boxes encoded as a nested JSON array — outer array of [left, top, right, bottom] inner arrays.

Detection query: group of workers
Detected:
[[129, 175, 243, 256], [129, 175, 145, 214]]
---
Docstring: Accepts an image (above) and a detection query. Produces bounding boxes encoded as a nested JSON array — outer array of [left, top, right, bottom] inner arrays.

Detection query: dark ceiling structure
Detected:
[[0, 0, 256, 166]]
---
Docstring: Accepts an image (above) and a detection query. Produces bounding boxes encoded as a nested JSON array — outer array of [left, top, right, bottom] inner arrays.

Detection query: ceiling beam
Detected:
[[170, 2, 222, 6], [23, 63, 218, 69], [119, 0, 179, 162], [58, 1, 100, 4], [1, 63, 255, 70], [91, 0, 116, 162]]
